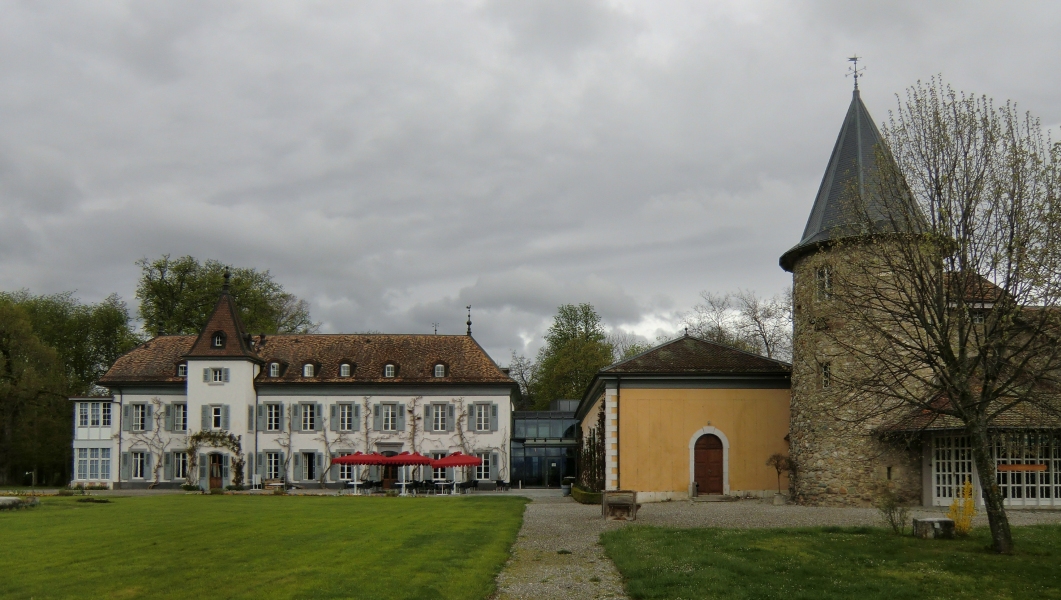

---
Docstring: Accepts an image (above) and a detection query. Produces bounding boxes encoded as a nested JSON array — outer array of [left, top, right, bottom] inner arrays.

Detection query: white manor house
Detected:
[[71, 283, 517, 490]]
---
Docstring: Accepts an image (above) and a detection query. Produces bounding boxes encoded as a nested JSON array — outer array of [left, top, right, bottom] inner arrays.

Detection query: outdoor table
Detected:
[[347, 480, 361, 495], [397, 480, 409, 496], [435, 481, 451, 495]]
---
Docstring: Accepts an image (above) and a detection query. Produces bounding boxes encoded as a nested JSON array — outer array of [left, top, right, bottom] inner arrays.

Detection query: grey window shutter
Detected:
[[199, 454, 208, 486], [223, 368, 230, 382], [330, 460, 339, 481], [279, 452, 285, 479], [144, 404, 154, 431], [293, 453, 301, 481], [256, 453, 264, 475], [369, 465, 379, 481], [397, 404, 406, 431], [491, 452, 499, 480], [446, 466, 453, 481], [246, 455, 254, 481], [468, 406, 476, 432], [373, 405, 381, 431], [353, 405, 361, 431], [247, 406, 254, 432], [201, 405, 210, 430], [120, 452, 131, 480], [203, 368, 210, 382], [447, 404, 455, 432], [292, 404, 301, 430], [330, 405, 338, 432], [278, 403, 286, 432], [221, 405, 230, 430], [315, 404, 323, 431], [424, 404, 432, 428], [317, 453, 324, 477], [164, 404, 174, 431], [164, 452, 174, 480], [222, 454, 231, 485], [144, 454, 153, 479], [122, 405, 131, 431], [491, 404, 499, 432], [257, 405, 265, 431]]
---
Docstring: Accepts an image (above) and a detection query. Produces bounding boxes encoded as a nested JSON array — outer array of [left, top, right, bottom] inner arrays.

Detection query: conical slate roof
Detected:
[[779, 90, 909, 271]]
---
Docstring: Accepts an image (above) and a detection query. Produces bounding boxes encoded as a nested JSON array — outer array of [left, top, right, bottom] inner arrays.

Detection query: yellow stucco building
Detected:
[[576, 335, 791, 502]]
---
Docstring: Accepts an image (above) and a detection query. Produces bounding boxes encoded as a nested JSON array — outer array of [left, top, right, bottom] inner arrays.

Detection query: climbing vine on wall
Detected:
[[576, 402, 606, 492], [186, 431, 245, 487]]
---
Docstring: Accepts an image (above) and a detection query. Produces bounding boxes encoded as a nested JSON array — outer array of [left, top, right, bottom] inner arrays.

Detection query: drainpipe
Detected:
[[116, 389, 123, 489], [615, 377, 620, 490]]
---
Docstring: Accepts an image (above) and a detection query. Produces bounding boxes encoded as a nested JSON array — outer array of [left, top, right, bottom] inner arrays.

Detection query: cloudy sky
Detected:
[[2, 1, 1060, 362]]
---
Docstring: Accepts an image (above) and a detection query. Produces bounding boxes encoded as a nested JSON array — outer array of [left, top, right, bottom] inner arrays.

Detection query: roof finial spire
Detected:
[[466, 306, 472, 336], [222, 269, 231, 293], [847, 55, 864, 92]]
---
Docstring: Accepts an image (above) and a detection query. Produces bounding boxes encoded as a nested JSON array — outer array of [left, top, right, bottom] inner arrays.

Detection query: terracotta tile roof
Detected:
[[98, 333, 514, 386], [602, 335, 791, 375], [255, 334, 513, 384], [184, 292, 259, 360], [98, 336, 195, 385]]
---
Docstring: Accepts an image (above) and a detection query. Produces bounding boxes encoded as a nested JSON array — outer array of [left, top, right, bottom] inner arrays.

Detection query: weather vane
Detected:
[[432, 322, 439, 335], [847, 55, 865, 91]]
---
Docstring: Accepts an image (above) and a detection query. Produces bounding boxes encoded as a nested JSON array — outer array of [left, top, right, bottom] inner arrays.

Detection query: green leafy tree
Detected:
[[0, 299, 69, 485], [136, 255, 320, 336], [530, 304, 614, 410]]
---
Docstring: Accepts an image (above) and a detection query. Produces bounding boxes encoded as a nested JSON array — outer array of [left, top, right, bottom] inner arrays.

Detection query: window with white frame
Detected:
[[432, 404, 447, 431], [339, 404, 355, 431], [174, 403, 188, 432], [340, 363, 351, 377], [99, 448, 111, 479], [269, 363, 280, 377], [90, 403, 101, 426], [434, 364, 445, 377], [303, 364, 314, 377], [102, 403, 111, 427], [384, 364, 396, 378], [972, 311, 986, 324], [337, 452, 355, 480], [301, 404, 316, 431], [212, 406, 223, 429], [302, 452, 317, 480], [177, 364, 187, 377], [80, 401, 109, 427], [212, 332, 224, 347], [432, 452, 447, 480], [78, 403, 89, 427], [475, 452, 491, 480], [476, 404, 490, 431], [267, 404, 282, 431], [132, 451, 146, 478], [77, 448, 110, 480], [382, 404, 397, 431], [266, 452, 281, 479], [174, 452, 188, 479], [76, 448, 88, 479], [132, 404, 147, 431], [212, 368, 225, 383]]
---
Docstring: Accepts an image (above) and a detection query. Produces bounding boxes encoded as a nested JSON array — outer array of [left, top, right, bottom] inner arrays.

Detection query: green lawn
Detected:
[[602, 525, 1061, 600], [0, 494, 527, 599]]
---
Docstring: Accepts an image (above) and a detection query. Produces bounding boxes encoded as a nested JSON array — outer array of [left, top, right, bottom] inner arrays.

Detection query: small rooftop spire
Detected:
[[222, 269, 232, 293], [466, 305, 472, 336], [847, 55, 864, 92]]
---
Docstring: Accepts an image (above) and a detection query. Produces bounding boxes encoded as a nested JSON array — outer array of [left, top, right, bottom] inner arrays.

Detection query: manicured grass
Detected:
[[0, 494, 527, 599], [602, 525, 1061, 599]]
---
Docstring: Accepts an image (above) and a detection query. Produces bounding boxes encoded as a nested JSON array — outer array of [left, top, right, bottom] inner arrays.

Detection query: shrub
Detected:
[[56, 489, 74, 497], [209, 488, 225, 495], [947, 479, 976, 536], [571, 484, 602, 505], [76, 497, 111, 504], [272, 487, 286, 496], [225, 484, 245, 491], [874, 485, 910, 535], [181, 484, 201, 492]]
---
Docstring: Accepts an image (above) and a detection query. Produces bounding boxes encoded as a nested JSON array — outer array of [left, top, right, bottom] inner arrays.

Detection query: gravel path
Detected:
[[494, 492, 1061, 599]]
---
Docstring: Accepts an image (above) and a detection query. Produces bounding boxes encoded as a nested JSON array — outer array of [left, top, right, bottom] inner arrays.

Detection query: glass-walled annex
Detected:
[[510, 399, 579, 488]]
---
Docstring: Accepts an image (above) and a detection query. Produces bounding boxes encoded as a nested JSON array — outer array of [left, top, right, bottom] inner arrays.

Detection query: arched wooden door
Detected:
[[694, 434, 724, 495]]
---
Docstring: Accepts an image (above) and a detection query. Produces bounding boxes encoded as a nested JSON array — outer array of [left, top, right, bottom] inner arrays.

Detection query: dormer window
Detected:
[[269, 363, 280, 378], [177, 364, 187, 377], [384, 364, 396, 378], [434, 364, 446, 377], [340, 363, 351, 377], [303, 364, 315, 378], [212, 332, 226, 348]]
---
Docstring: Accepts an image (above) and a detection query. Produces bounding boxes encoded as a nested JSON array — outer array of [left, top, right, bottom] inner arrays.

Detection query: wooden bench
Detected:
[[263, 478, 285, 490], [602, 490, 640, 521]]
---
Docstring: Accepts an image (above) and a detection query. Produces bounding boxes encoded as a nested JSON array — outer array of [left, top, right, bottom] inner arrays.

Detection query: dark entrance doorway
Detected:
[[694, 434, 724, 495], [209, 454, 223, 490]]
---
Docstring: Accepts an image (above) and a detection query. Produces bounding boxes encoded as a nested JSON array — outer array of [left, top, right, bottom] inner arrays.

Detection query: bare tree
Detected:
[[733, 288, 793, 361], [823, 78, 1061, 553], [606, 330, 652, 362], [123, 397, 180, 488], [507, 353, 537, 410]]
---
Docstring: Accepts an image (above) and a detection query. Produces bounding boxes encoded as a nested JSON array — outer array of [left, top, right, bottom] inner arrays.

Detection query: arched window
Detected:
[[303, 364, 315, 377], [384, 364, 396, 378], [269, 363, 280, 378], [434, 364, 446, 377], [340, 364, 351, 377], [212, 332, 226, 348]]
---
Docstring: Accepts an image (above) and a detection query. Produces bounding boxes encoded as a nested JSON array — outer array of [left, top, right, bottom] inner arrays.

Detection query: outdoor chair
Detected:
[[495, 479, 508, 492]]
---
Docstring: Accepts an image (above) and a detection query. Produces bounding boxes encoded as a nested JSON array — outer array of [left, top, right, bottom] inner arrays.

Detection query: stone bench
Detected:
[[913, 517, 955, 539], [602, 490, 640, 521]]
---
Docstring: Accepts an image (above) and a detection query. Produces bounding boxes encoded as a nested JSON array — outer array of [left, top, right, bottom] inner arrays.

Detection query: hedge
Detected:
[[571, 484, 602, 505]]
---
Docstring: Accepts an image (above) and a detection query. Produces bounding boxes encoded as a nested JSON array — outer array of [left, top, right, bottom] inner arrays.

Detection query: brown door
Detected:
[[694, 434, 724, 495], [209, 454, 223, 490]]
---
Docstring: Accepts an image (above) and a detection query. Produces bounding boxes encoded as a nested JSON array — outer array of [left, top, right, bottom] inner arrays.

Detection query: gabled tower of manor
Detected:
[[780, 88, 923, 506]]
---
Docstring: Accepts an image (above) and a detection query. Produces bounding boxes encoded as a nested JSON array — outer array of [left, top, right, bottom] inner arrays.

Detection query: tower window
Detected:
[[815, 266, 832, 301], [434, 364, 446, 377], [820, 362, 832, 389], [384, 364, 396, 378], [212, 332, 226, 347]]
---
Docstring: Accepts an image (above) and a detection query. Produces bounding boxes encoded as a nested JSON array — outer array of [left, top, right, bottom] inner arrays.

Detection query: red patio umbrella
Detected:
[[430, 451, 482, 468], [381, 451, 434, 466], [330, 451, 388, 466]]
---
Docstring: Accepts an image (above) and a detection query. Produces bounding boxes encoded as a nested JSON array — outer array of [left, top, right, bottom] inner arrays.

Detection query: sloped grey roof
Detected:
[[601, 335, 790, 375], [780, 90, 914, 271]]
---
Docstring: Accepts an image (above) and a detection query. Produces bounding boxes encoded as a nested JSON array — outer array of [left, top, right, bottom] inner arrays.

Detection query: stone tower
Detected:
[[779, 88, 922, 506]]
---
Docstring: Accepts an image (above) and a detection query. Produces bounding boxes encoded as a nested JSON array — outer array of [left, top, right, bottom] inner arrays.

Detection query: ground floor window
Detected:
[[432, 452, 447, 480], [336, 452, 355, 480], [510, 443, 576, 488], [476, 452, 491, 480], [933, 435, 974, 501], [267, 452, 281, 479], [174, 452, 188, 479], [132, 452, 146, 479], [77, 448, 111, 480], [931, 432, 1061, 507], [302, 452, 317, 481]]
